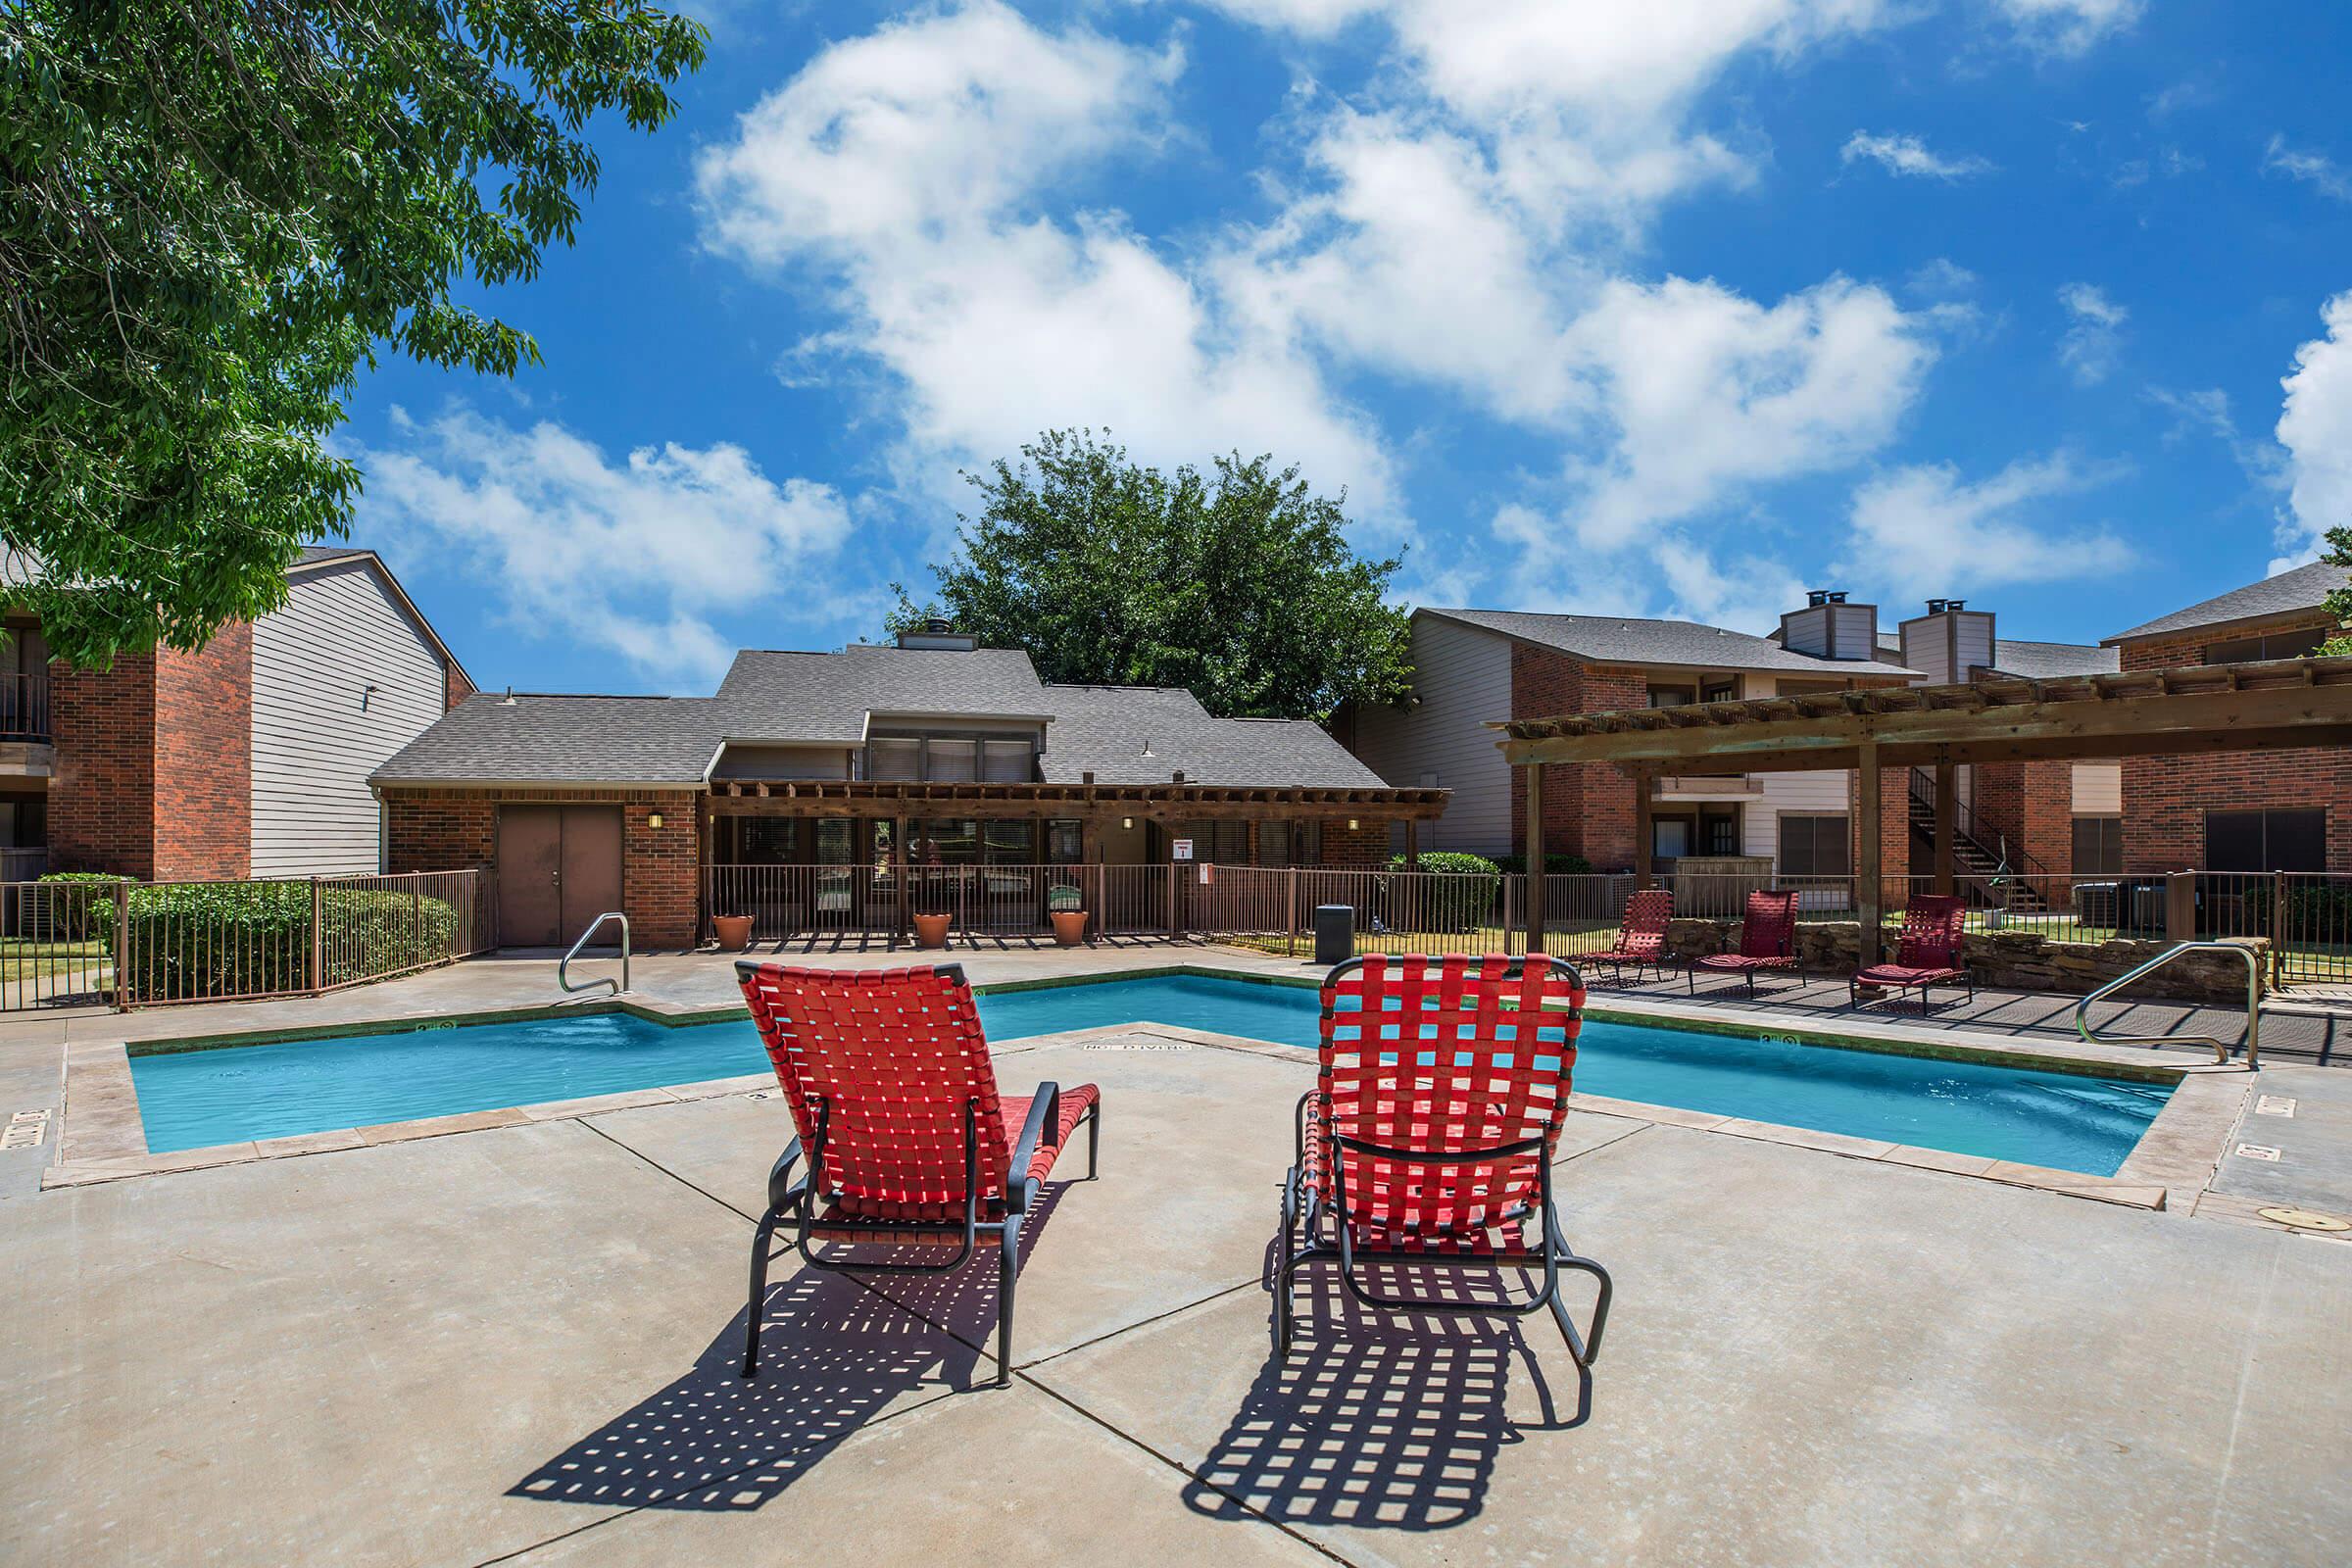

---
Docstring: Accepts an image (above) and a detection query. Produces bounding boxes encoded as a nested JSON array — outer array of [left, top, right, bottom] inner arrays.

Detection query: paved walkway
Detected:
[[4, 1019, 2347, 1567]]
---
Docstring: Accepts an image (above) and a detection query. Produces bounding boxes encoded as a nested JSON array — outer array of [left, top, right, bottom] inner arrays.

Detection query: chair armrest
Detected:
[[1007, 1083, 1060, 1212], [1330, 1131, 1549, 1165], [765, 1137, 805, 1212]]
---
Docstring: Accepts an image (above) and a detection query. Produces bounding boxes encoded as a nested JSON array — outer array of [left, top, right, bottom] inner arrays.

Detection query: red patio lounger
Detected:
[[1274, 954, 1612, 1373], [1688, 888, 1803, 997], [734, 961, 1101, 1387], [1583, 889, 1674, 986], [1850, 895, 1972, 1008]]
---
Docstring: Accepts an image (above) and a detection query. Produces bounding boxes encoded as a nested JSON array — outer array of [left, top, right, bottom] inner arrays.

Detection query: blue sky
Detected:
[[342, 0, 2352, 695]]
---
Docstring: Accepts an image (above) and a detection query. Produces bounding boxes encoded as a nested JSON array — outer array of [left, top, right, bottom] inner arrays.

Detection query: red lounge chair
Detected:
[[734, 961, 1101, 1387], [1850, 895, 1973, 1008], [1584, 889, 1674, 986], [1688, 888, 1803, 997], [1274, 955, 1612, 1372]]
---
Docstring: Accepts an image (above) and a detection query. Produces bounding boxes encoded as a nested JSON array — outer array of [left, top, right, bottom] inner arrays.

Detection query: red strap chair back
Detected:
[[738, 963, 1009, 1218], [1617, 889, 1673, 956], [1316, 955, 1586, 1242], [1740, 889, 1800, 958], [1896, 896, 1968, 968]]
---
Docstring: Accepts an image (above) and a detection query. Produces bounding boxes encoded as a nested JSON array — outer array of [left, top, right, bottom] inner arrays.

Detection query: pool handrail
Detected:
[[2075, 940, 2259, 1069], [560, 911, 631, 998]]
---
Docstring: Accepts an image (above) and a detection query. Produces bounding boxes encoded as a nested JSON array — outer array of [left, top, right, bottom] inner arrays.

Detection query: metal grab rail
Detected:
[[559, 910, 631, 997], [2075, 940, 2260, 1069]]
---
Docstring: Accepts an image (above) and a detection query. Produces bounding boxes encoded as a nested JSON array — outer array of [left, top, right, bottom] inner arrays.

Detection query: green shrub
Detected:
[[35, 871, 127, 942], [1386, 851, 1501, 932], [97, 883, 458, 1003], [1491, 853, 1595, 876]]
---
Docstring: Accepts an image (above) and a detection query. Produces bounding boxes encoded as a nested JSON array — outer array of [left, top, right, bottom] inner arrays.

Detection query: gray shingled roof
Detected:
[[1872, 631, 2118, 678], [1426, 607, 1917, 677], [373, 695, 721, 784], [1039, 685, 1386, 788], [714, 646, 1054, 743], [373, 644, 1387, 789], [2105, 560, 2349, 644]]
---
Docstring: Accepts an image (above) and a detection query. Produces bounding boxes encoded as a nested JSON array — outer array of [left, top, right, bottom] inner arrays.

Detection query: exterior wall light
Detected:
[[1121, 816, 1134, 830], [1348, 817, 1359, 831], [648, 811, 665, 829]]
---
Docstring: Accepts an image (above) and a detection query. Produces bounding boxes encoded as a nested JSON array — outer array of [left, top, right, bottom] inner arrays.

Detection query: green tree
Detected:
[[891, 430, 1412, 720], [2321, 526, 2352, 656], [0, 0, 705, 665]]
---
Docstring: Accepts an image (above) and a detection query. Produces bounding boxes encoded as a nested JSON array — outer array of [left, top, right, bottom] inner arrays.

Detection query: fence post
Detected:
[[1287, 867, 1298, 958], [2164, 871, 2196, 945], [113, 878, 132, 1011], [2272, 870, 2287, 988]]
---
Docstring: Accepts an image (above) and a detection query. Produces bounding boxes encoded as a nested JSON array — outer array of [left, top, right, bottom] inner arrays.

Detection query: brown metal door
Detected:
[[558, 807, 623, 941], [498, 807, 564, 947]]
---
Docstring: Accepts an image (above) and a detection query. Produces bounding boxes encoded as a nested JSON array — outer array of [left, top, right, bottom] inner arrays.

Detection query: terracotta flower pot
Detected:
[[913, 911, 953, 950], [711, 913, 755, 952], [1051, 908, 1089, 947]]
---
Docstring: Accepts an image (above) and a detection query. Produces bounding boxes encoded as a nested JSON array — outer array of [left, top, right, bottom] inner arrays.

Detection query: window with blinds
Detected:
[[981, 739, 1034, 782], [1175, 820, 1249, 862], [926, 739, 977, 782], [867, 737, 920, 781]]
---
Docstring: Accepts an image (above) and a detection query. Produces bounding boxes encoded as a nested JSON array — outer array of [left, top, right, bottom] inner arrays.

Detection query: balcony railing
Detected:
[[0, 672, 50, 742]]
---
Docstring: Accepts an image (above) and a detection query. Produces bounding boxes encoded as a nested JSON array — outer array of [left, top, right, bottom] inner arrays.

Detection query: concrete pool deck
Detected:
[[4, 1006, 2349, 1567]]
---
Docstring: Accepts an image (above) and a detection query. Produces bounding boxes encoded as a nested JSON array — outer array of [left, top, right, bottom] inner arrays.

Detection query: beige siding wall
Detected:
[[715, 743, 854, 779], [251, 561, 446, 875], [1741, 673, 1857, 863], [1349, 616, 1513, 856]]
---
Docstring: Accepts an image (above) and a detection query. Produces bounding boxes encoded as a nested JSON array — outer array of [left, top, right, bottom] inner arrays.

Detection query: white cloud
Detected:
[[1845, 451, 2132, 600], [1562, 275, 1935, 548], [2262, 136, 2352, 203], [2273, 291, 2352, 569], [1991, 0, 2145, 57], [2056, 282, 2128, 385], [1840, 131, 1994, 180], [357, 408, 852, 684], [696, 2, 1398, 522]]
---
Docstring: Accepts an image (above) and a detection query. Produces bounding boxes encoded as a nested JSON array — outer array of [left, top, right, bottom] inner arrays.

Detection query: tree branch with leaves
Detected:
[[0, 0, 705, 665], [890, 429, 1412, 721]]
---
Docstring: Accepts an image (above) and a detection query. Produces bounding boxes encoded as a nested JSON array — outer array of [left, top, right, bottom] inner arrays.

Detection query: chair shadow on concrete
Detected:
[[510, 1184, 1071, 1513], [1181, 1259, 1592, 1533]]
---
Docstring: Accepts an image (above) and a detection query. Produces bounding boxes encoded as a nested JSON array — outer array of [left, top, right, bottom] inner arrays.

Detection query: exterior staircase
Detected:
[[1907, 768, 2052, 912]]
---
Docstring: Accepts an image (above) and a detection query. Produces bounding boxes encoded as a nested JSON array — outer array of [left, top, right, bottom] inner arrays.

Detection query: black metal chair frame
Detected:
[[1686, 908, 1802, 998], [1273, 956, 1612, 1373], [738, 982, 1102, 1389], [1583, 947, 1671, 988], [1849, 965, 1976, 1009]]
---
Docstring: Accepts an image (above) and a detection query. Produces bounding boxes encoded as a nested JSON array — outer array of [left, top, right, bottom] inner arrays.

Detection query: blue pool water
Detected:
[[128, 973, 2170, 1174]]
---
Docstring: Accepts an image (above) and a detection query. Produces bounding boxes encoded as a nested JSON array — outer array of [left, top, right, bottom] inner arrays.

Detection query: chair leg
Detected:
[[995, 1215, 1022, 1388], [1273, 1175, 1298, 1357], [1087, 1105, 1102, 1179], [741, 1207, 782, 1379], [1544, 1210, 1613, 1366]]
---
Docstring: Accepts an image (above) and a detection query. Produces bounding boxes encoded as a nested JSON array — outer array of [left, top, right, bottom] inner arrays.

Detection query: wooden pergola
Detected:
[[1494, 655, 2352, 964]]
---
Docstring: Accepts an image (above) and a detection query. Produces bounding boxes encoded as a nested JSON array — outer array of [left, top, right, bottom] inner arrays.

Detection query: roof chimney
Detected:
[[1779, 589, 1875, 662], [1898, 599, 1996, 686]]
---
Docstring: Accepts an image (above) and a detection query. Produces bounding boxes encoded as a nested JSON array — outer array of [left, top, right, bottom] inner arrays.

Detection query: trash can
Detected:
[[1313, 904, 1354, 966]]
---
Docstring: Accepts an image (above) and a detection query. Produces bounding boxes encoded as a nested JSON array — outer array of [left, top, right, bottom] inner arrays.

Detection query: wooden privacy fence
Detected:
[[0, 869, 497, 1012]]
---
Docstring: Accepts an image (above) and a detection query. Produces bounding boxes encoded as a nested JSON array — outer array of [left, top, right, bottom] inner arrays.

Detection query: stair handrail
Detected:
[[2075, 940, 2260, 1069], [1908, 767, 2059, 884], [559, 910, 631, 997]]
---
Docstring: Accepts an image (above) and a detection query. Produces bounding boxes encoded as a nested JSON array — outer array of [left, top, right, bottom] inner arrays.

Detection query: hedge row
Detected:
[[88, 883, 460, 1003]]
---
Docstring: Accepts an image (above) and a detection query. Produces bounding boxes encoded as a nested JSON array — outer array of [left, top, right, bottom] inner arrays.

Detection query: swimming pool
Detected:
[[126, 972, 2171, 1174]]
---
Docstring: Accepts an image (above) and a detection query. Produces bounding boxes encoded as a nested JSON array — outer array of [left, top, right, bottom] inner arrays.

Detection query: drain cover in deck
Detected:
[[2255, 1207, 2352, 1233]]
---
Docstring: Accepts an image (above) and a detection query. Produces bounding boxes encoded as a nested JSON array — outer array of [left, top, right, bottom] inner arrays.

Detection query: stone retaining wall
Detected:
[[1656, 917, 2267, 1004]]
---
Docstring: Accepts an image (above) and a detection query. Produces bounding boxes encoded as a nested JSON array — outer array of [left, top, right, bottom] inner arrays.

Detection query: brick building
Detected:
[[2, 547, 469, 882], [1343, 595, 2117, 888], [372, 626, 1441, 950], [2103, 560, 2352, 872]]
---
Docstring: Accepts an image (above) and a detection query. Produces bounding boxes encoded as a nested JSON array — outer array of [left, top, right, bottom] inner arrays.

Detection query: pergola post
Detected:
[[1931, 755, 1956, 897], [1633, 768, 1655, 892], [1857, 742, 1883, 967], [894, 813, 909, 943], [1523, 761, 1545, 955], [1404, 817, 1420, 871]]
